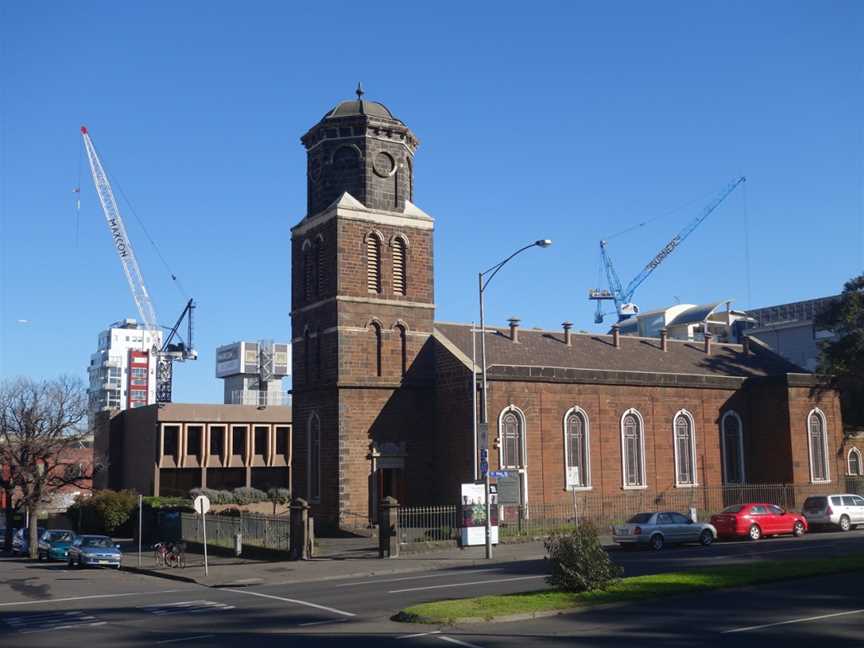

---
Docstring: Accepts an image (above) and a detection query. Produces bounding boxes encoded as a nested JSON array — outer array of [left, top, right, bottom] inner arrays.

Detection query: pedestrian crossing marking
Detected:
[[3, 610, 106, 634], [139, 600, 235, 615]]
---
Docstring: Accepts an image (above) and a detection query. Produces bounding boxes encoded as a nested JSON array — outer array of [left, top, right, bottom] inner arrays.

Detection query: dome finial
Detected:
[[356, 82, 365, 101]]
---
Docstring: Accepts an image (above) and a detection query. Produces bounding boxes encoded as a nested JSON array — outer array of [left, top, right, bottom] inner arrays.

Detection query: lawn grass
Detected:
[[396, 554, 864, 624]]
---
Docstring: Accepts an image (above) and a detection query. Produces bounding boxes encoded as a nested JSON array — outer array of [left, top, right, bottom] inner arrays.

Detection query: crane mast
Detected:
[[589, 176, 746, 323], [80, 125, 196, 403]]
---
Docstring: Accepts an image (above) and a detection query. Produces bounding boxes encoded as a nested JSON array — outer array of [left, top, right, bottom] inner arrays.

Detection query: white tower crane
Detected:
[[80, 125, 196, 403]]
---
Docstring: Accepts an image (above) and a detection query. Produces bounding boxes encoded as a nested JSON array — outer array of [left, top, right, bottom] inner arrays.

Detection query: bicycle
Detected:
[[165, 541, 186, 569], [153, 541, 169, 567]]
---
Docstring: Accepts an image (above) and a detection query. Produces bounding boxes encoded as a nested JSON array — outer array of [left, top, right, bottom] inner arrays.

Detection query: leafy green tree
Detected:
[[815, 276, 864, 426]]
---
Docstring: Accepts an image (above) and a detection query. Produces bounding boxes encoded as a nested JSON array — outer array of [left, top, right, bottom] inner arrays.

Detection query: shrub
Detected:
[[189, 487, 234, 504], [267, 488, 291, 505], [232, 486, 267, 505], [544, 524, 622, 593], [68, 489, 138, 534], [142, 496, 193, 510]]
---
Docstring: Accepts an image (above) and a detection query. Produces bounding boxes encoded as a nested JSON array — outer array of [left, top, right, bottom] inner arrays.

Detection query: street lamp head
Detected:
[[535, 239, 553, 248]]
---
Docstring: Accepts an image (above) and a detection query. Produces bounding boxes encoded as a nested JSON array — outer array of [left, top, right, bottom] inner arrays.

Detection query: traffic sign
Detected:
[[193, 495, 211, 515], [480, 460, 489, 476]]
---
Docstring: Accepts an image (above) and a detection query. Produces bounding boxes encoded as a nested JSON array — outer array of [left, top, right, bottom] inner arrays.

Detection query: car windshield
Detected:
[[721, 505, 744, 513], [81, 537, 113, 548], [803, 496, 827, 509], [626, 513, 654, 524], [46, 531, 73, 542]]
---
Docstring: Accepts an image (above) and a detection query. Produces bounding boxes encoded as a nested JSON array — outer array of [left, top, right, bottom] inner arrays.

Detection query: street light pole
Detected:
[[478, 239, 552, 559]]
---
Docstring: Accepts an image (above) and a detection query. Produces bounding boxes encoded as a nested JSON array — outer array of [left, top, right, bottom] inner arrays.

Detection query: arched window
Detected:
[[848, 448, 863, 476], [366, 233, 382, 294], [302, 240, 314, 301], [621, 409, 645, 488], [721, 411, 745, 484], [808, 408, 830, 483], [564, 408, 590, 489], [673, 410, 697, 487], [315, 329, 322, 382], [304, 329, 311, 384], [395, 324, 407, 377], [314, 236, 325, 297], [307, 413, 321, 501], [500, 407, 525, 469], [371, 321, 382, 377], [392, 237, 407, 296]]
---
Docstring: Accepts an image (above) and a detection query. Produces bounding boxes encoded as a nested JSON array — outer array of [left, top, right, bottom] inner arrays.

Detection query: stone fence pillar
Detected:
[[290, 497, 313, 560], [378, 496, 399, 559]]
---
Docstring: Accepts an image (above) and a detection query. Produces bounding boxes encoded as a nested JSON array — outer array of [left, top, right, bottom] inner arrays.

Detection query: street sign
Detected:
[[478, 422, 489, 449], [489, 470, 510, 478], [480, 460, 489, 477], [480, 448, 488, 460], [193, 495, 211, 515]]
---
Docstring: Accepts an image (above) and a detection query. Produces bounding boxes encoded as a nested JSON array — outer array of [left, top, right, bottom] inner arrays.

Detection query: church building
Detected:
[[290, 91, 845, 528]]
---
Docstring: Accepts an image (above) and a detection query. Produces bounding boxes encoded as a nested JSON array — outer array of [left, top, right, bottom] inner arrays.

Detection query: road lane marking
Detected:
[[341, 569, 506, 586], [139, 600, 235, 615], [298, 618, 350, 627], [223, 588, 356, 617], [155, 634, 216, 645], [0, 589, 185, 608], [722, 608, 864, 633], [398, 630, 442, 639], [3, 610, 109, 634], [389, 575, 546, 594], [439, 637, 484, 648]]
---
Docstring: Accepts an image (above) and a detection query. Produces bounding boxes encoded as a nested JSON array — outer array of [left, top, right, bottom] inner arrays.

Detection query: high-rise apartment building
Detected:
[[88, 319, 162, 423]]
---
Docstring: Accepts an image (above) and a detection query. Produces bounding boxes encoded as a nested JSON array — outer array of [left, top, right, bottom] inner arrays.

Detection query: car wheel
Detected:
[[699, 529, 714, 546], [793, 521, 806, 537], [839, 516, 851, 532], [748, 524, 762, 541], [650, 534, 664, 551]]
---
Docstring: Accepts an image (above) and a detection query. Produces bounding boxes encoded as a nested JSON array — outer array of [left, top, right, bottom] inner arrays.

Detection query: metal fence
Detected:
[[398, 505, 459, 545], [395, 481, 863, 546], [179, 512, 291, 551]]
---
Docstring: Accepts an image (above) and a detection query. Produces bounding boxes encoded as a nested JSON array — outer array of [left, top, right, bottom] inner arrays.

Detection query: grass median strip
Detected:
[[395, 554, 864, 624]]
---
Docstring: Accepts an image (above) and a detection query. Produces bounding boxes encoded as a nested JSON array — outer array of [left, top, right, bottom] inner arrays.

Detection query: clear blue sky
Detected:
[[1, 1, 862, 403]]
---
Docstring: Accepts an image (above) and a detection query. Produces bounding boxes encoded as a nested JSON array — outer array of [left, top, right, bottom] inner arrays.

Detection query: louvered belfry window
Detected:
[[314, 237, 325, 296], [366, 234, 381, 293], [393, 237, 406, 296], [304, 245, 314, 301]]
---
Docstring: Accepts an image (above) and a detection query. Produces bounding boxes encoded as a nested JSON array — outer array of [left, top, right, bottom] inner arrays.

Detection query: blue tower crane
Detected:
[[588, 176, 746, 324]]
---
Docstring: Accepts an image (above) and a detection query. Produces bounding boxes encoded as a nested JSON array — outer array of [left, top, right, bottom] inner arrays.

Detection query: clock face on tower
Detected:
[[373, 152, 396, 178]]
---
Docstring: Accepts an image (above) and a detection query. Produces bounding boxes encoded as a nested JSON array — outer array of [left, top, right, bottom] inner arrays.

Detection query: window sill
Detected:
[[810, 479, 831, 485], [622, 485, 648, 490], [565, 486, 592, 492], [675, 483, 699, 489]]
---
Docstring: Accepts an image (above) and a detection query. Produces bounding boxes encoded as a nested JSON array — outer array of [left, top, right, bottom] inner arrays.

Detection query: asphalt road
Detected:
[[1, 528, 863, 647]]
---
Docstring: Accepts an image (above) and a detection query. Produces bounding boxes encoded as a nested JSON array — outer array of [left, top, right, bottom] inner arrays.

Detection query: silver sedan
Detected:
[[613, 511, 717, 550]]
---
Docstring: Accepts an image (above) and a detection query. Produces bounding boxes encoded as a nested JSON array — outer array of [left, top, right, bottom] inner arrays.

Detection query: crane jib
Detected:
[[644, 235, 681, 272], [108, 218, 129, 258]]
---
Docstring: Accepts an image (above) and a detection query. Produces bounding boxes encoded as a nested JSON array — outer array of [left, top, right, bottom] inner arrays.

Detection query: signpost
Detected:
[[193, 495, 211, 576], [137, 495, 143, 569]]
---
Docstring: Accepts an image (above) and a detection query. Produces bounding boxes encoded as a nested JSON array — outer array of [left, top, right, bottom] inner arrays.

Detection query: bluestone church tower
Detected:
[[291, 87, 436, 526]]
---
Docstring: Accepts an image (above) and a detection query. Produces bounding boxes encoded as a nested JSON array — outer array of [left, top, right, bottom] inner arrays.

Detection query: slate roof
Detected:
[[323, 100, 399, 122], [433, 322, 804, 378]]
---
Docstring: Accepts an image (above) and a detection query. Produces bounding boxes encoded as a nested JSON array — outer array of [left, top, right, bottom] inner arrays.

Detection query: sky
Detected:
[[0, 1, 862, 403]]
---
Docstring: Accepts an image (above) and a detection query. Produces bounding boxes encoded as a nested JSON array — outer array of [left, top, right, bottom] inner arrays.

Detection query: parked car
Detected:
[[12, 527, 46, 555], [37, 530, 76, 561], [67, 535, 122, 569], [802, 494, 864, 532], [710, 503, 807, 540], [613, 511, 717, 550]]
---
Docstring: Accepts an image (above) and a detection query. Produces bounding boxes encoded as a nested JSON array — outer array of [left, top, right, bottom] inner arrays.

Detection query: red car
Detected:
[[710, 503, 807, 540]]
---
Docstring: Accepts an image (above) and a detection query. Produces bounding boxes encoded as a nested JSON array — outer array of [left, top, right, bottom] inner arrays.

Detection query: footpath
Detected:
[[122, 537, 568, 588]]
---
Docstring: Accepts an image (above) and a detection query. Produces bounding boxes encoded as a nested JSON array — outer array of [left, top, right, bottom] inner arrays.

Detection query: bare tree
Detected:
[[0, 377, 98, 559]]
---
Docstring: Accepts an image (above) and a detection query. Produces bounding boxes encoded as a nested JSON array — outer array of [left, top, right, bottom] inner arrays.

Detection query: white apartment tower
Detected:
[[88, 319, 163, 421]]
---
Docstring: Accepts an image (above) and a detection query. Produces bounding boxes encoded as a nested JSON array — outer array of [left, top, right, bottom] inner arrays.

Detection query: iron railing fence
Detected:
[[179, 512, 291, 551], [394, 482, 848, 545], [397, 505, 459, 544]]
